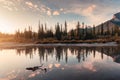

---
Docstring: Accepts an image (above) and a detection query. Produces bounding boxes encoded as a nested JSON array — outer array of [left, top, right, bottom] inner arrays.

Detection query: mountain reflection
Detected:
[[16, 46, 120, 63]]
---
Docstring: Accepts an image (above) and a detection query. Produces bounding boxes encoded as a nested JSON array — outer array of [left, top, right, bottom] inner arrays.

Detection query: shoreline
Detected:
[[0, 42, 118, 49], [34, 39, 120, 44], [36, 42, 118, 46]]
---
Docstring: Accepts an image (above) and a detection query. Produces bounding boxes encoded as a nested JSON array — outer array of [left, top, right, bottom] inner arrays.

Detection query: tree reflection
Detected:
[[16, 46, 120, 63]]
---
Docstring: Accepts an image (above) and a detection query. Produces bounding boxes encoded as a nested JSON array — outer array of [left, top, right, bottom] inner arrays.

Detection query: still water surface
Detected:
[[1, 46, 120, 80]]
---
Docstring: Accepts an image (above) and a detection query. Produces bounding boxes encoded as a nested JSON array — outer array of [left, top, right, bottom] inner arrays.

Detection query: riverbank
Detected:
[[0, 37, 120, 48], [0, 42, 118, 49], [1, 36, 120, 44], [35, 38, 120, 44]]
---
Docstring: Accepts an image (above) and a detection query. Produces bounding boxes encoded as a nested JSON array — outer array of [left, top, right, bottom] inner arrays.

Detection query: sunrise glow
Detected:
[[0, 0, 120, 33]]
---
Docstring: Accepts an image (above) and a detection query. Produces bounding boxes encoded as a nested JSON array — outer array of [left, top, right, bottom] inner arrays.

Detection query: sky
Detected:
[[0, 0, 120, 33]]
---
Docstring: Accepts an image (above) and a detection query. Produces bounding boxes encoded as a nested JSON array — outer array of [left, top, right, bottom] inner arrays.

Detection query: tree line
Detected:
[[15, 20, 120, 41]]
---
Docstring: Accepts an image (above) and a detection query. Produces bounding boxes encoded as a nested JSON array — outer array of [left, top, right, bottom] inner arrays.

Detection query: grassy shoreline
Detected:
[[35, 39, 120, 44], [1, 37, 120, 44]]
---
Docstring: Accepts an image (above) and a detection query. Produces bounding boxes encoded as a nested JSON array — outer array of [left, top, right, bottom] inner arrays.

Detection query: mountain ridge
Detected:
[[95, 12, 120, 33]]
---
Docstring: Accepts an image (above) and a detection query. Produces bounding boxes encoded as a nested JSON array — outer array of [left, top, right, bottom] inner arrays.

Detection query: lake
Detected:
[[1, 45, 120, 80]]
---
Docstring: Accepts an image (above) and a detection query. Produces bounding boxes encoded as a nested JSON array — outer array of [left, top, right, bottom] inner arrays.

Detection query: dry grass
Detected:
[[0, 36, 120, 44]]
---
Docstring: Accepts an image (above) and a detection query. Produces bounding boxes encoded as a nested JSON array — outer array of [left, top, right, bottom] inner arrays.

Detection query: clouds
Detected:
[[53, 11, 60, 15], [24, 1, 61, 16], [82, 5, 96, 16], [1, 0, 119, 18], [47, 10, 52, 16], [10, 0, 52, 16], [0, 0, 17, 11], [39, 0, 120, 25], [61, 2, 115, 25], [25, 1, 39, 12], [25, 1, 35, 9], [0, 0, 120, 32], [46, 10, 60, 16], [63, 4, 100, 25], [0, 0, 119, 15], [65, 4, 96, 16]]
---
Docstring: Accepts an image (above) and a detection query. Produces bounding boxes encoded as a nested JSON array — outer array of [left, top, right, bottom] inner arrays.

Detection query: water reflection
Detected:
[[16, 46, 120, 63], [1, 46, 120, 80]]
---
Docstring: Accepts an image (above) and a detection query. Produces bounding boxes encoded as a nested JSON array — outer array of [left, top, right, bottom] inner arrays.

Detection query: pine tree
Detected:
[[15, 29, 20, 38], [76, 21, 80, 40], [65, 21, 67, 35], [111, 27, 114, 36], [106, 22, 110, 35], [93, 25, 96, 38], [114, 25, 119, 37], [93, 25, 95, 34], [101, 23, 104, 35], [41, 24, 44, 39], [45, 23, 47, 32], [60, 24, 63, 40], [64, 21, 67, 40], [70, 29, 75, 40], [82, 22, 85, 37], [38, 21, 41, 39], [24, 28, 27, 38], [28, 26, 32, 39], [85, 25, 88, 39], [55, 23, 62, 40]]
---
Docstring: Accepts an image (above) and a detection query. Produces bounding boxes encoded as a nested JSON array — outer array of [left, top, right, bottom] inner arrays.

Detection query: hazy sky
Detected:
[[0, 0, 120, 33]]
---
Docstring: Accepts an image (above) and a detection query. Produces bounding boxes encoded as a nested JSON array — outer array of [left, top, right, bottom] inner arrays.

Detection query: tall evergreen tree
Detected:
[[93, 25, 95, 35], [106, 22, 110, 35], [28, 26, 32, 39], [76, 21, 80, 40], [65, 21, 67, 35], [70, 29, 75, 40], [93, 25, 96, 38], [38, 21, 41, 39], [55, 23, 62, 40], [82, 22, 85, 36], [101, 23, 104, 35], [85, 25, 88, 39], [111, 27, 114, 36], [64, 21, 67, 40]]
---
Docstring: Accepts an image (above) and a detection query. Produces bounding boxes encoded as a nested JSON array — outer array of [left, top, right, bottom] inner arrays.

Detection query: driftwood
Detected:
[[26, 64, 47, 72]]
